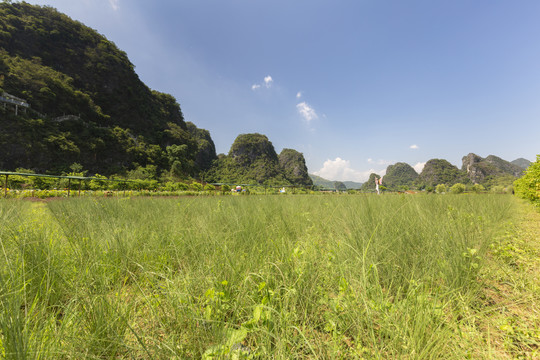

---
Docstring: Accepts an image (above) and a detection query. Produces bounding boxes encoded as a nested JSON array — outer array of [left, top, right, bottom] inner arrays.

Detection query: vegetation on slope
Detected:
[[278, 149, 313, 187], [417, 159, 469, 188], [0, 3, 309, 185], [0, 2, 207, 177], [382, 162, 418, 190], [205, 133, 311, 186]]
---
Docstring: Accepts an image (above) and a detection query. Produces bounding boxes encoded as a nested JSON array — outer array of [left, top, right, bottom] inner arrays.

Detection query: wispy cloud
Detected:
[[251, 75, 273, 90], [296, 102, 318, 123], [264, 75, 273, 88], [314, 158, 385, 182], [410, 144, 419, 149], [296, 91, 302, 99], [109, 0, 119, 11]]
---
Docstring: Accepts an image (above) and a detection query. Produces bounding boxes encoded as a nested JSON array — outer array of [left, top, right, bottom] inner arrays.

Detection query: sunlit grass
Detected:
[[0, 194, 527, 358]]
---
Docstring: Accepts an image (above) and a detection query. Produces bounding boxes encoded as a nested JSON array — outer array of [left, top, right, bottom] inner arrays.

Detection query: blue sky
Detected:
[[27, 0, 540, 182]]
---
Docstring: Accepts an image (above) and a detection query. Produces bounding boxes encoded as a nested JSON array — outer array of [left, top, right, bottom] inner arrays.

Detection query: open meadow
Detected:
[[1, 194, 539, 359]]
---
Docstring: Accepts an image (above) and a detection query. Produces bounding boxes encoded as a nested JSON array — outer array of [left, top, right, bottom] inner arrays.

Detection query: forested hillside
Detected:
[[0, 2, 209, 176], [0, 2, 312, 186], [204, 134, 312, 185]]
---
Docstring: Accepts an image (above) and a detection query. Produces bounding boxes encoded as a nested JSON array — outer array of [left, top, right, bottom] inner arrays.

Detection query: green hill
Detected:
[[279, 149, 313, 186], [417, 159, 468, 188], [309, 174, 335, 189], [0, 2, 210, 176], [343, 181, 363, 189], [462, 153, 524, 186], [205, 134, 311, 186], [382, 162, 418, 190]]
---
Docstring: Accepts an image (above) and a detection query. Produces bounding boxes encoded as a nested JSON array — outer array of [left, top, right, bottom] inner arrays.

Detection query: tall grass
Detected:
[[0, 194, 516, 358]]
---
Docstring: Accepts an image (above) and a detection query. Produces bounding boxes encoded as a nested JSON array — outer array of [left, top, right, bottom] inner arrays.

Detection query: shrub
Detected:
[[450, 183, 466, 194], [471, 184, 485, 193], [435, 184, 446, 194], [204, 183, 216, 191], [189, 182, 203, 191]]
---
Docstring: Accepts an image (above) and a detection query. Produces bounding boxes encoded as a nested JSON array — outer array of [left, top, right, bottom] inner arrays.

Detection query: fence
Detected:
[[1, 171, 342, 198], [0, 171, 133, 198]]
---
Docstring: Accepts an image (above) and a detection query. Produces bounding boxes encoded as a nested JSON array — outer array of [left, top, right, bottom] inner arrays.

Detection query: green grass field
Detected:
[[0, 194, 538, 359]]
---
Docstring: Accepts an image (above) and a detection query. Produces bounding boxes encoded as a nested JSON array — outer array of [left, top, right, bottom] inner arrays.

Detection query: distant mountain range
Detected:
[[309, 174, 363, 190], [311, 154, 531, 191]]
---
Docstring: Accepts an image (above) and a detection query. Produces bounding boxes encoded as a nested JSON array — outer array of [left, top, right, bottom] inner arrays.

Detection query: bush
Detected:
[[450, 183, 466, 194], [189, 182, 203, 191], [204, 183, 216, 191], [435, 184, 446, 194], [471, 184, 485, 193]]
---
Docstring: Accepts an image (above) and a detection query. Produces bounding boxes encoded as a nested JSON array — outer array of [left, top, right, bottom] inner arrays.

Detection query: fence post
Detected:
[[4, 174, 7, 198], [68, 178, 71, 197]]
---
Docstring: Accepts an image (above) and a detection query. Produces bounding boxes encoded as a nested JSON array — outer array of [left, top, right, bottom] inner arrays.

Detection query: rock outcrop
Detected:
[[278, 149, 313, 186], [462, 153, 524, 184]]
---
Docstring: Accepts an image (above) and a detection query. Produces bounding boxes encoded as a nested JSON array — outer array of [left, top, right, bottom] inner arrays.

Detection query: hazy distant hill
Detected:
[[309, 174, 335, 189], [511, 158, 532, 169], [308, 175, 362, 190], [343, 181, 363, 189]]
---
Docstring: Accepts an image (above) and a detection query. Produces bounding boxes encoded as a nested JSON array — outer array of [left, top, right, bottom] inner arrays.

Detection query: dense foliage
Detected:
[[0, 2, 210, 177], [514, 155, 540, 207], [204, 134, 311, 186]]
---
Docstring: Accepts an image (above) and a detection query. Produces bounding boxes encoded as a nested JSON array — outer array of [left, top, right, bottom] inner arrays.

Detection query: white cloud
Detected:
[[314, 158, 385, 182], [296, 91, 302, 99], [251, 75, 273, 90], [410, 144, 419, 149], [109, 0, 119, 11], [264, 75, 273, 88], [413, 162, 426, 173], [296, 102, 318, 123]]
